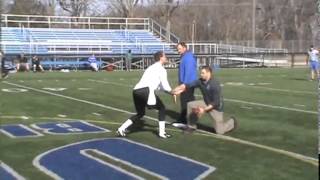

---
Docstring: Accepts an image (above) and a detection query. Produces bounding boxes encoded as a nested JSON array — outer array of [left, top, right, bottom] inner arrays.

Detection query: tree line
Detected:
[[1, 0, 319, 51]]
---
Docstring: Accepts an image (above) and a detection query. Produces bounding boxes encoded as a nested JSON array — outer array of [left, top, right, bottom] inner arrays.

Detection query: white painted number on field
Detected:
[[2, 88, 28, 93], [42, 88, 67, 91]]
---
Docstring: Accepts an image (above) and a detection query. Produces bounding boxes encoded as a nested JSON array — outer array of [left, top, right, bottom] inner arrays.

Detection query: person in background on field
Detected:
[[173, 66, 237, 134], [1, 50, 9, 79], [88, 53, 98, 72], [307, 45, 319, 80], [32, 55, 44, 72], [125, 49, 132, 71], [175, 42, 197, 125], [16, 53, 30, 72], [117, 51, 176, 139]]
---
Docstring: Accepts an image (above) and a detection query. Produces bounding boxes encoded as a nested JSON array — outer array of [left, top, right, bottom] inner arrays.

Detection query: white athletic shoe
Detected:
[[116, 129, 126, 137]]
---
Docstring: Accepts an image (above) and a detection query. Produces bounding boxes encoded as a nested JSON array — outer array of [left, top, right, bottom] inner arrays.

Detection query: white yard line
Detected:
[[88, 79, 318, 115], [223, 98, 317, 115], [88, 79, 133, 88], [239, 85, 316, 95], [1, 81, 318, 167]]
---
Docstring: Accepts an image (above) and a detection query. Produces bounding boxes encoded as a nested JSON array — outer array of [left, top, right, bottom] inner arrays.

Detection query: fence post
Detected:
[[291, 53, 295, 68], [48, 17, 51, 28], [5, 15, 8, 27]]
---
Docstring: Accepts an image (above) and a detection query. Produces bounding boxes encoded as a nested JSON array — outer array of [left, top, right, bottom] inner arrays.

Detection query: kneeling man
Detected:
[[173, 66, 237, 134]]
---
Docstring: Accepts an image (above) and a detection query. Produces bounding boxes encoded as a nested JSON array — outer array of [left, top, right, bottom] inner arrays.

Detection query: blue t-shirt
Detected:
[[179, 51, 197, 84]]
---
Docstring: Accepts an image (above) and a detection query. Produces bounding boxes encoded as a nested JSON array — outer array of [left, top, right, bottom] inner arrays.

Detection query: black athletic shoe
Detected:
[[159, 133, 172, 139], [183, 127, 196, 134]]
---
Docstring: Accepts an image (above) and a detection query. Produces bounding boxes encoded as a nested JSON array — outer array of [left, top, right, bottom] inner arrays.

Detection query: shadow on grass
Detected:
[[127, 119, 158, 136], [197, 123, 216, 133], [165, 109, 180, 122]]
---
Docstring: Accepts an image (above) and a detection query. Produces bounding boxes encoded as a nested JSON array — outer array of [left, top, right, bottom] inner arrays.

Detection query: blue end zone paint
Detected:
[[0, 166, 16, 180], [33, 138, 215, 180], [31, 121, 110, 135], [0, 124, 42, 138], [0, 162, 25, 180]]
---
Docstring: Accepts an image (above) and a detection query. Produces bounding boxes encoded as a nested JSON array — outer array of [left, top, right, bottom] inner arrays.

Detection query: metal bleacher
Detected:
[[1, 27, 175, 55]]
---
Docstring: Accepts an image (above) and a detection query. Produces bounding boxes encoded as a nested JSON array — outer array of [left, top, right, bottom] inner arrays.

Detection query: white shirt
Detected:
[[134, 61, 172, 105], [308, 49, 319, 62]]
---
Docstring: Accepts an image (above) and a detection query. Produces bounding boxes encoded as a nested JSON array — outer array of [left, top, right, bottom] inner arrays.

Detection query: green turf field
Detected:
[[0, 68, 318, 180]]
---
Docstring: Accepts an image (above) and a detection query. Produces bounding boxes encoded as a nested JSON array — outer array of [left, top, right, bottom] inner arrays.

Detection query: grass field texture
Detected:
[[0, 68, 318, 180]]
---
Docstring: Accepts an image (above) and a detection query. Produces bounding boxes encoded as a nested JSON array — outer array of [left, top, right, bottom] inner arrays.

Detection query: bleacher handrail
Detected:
[[1, 14, 150, 30], [149, 18, 180, 43]]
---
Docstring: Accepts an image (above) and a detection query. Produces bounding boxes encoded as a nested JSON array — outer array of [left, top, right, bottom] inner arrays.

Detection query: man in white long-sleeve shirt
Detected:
[[117, 51, 176, 138]]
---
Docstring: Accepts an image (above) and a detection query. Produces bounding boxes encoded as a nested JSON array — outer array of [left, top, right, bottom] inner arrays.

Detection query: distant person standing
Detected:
[[88, 54, 98, 72], [16, 53, 30, 72], [1, 50, 9, 79], [176, 42, 197, 124], [307, 45, 319, 80], [32, 55, 44, 72], [125, 49, 132, 71]]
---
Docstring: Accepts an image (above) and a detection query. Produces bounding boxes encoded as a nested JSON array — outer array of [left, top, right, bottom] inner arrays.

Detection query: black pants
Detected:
[[1, 58, 8, 75], [179, 87, 195, 123], [130, 87, 166, 122]]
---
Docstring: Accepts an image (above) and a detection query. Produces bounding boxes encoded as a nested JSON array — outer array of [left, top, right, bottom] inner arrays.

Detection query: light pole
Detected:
[[252, 0, 256, 47], [191, 19, 196, 53]]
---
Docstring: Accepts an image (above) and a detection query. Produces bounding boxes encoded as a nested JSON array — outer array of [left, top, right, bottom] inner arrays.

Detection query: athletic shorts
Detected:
[[310, 61, 319, 71]]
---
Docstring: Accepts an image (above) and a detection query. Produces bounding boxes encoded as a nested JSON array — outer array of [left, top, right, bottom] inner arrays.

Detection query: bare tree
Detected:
[[7, 0, 51, 15], [107, 0, 140, 17], [57, 0, 89, 17], [160, 0, 179, 41]]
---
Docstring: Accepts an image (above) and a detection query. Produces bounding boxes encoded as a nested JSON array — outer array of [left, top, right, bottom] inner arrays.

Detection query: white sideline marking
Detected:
[[57, 114, 67, 118], [1, 115, 318, 166], [88, 79, 317, 115], [88, 79, 133, 87], [1, 162, 26, 180], [293, 104, 306, 107]]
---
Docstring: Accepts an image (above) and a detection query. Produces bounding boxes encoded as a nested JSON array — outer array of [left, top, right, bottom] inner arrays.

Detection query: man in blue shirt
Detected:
[[176, 42, 197, 124]]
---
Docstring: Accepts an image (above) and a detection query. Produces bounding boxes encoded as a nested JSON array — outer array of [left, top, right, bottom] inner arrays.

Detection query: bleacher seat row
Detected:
[[1, 27, 175, 55]]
